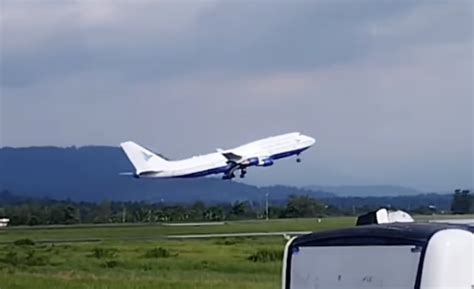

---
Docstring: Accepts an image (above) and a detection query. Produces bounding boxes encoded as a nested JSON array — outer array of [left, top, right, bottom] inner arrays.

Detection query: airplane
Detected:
[[120, 132, 315, 180]]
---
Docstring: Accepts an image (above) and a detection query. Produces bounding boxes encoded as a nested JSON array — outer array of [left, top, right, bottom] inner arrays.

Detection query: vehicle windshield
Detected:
[[289, 245, 422, 289]]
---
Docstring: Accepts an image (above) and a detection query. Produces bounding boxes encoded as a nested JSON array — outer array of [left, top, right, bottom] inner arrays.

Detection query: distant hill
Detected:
[[320, 193, 453, 211], [305, 185, 424, 196], [0, 146, 334, 203], [0, 190, 30, 204]]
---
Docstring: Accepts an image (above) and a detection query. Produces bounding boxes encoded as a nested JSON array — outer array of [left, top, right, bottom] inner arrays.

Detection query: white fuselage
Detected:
[[121, 132, 315, 179]]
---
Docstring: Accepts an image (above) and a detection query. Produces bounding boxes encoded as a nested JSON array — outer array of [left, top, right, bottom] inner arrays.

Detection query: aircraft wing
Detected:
[[219, 150, 267, 179], [221, 152, 242, 162], [215, 149, 243, 179], [217, 149, 242, 163]]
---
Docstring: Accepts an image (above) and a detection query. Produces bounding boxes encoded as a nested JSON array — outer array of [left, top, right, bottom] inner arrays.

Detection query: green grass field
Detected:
[[0, 238, 286, 289], [0, 218, 355, 289]]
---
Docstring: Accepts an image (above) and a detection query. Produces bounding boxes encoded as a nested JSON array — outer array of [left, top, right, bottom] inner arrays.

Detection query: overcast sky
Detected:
[[1, 0, 472, 191]]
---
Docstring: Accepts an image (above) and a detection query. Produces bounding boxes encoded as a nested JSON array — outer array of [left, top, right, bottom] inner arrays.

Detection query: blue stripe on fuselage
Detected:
[[173, 146, 311, 178], [269, 146, 310, 160], [175, 164, 232, 178]]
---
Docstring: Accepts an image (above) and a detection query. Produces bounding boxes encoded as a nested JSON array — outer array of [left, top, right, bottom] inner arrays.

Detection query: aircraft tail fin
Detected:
[[120, 141, 170, 174]]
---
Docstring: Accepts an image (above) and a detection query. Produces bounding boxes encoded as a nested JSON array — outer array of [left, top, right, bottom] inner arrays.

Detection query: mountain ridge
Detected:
[[305, 185, 426, 196], [0, 146, 444, 202], [0, 146, 334, 203]]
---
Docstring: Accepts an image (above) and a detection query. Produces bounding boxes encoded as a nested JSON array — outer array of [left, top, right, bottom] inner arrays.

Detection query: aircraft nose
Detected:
[[300, 135, 316, 146]]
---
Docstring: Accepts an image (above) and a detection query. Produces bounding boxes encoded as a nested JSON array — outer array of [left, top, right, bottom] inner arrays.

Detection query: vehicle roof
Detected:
[[291, 222, 474, 247]]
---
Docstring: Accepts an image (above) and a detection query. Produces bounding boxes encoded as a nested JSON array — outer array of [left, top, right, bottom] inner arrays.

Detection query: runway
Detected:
[[428, 219, 474, 225], [0, 231, 312, 244], [166, 231, 311, 239]]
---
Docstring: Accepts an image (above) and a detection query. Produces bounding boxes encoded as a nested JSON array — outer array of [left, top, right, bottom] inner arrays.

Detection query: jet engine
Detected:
[[240, 157, 259, 166], [257, 158, 274, 167]]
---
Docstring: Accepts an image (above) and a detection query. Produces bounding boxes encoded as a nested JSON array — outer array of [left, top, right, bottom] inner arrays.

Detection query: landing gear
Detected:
[[296, 157, 301, 163], [222, 172, 235, 180], [223, 165, 247, 180]]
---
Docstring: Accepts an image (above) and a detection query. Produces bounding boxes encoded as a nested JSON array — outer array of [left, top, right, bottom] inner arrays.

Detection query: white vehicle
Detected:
[[282, 222, 474, 289], [120, 132, 315, 180], [0, 218, 9, 227]]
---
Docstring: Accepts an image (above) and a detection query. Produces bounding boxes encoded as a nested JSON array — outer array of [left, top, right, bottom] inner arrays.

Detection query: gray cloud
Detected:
[[1, 0, 472, 190], [0, 1, 431, 85]]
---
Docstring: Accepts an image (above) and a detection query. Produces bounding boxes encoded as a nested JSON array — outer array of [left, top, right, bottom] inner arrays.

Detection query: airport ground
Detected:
[[0, 216, 472, 289]]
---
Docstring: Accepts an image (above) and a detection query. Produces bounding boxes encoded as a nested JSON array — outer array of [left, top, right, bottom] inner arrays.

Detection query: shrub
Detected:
[[199, 260, 211, 269], [248, 249, 283, 263], [101, 260, 119, 268], [1, 249, 50, 266], [89, 247, 118, 259], [143, 247, 176, 258], [2, 251, 19, 266], [214, 238, 244, 246], [24, 250, 50, 266], [13, 239, 35, 246]]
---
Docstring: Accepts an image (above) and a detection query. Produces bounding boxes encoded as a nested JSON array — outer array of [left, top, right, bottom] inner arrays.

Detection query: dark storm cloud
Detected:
[[2, 1, 471, 86], [1, 1, 433, 86]]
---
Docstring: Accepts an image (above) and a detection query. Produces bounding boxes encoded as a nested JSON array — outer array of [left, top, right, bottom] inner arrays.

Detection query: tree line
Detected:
[[0, 195, 332, 226], [0, 190, 471, 226], [451, 189, 474, 214]]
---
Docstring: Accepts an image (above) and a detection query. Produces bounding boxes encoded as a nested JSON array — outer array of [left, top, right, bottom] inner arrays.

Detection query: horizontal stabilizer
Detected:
[[119, 172, 135, 176]]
